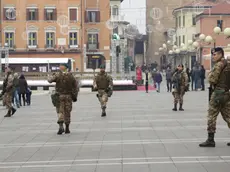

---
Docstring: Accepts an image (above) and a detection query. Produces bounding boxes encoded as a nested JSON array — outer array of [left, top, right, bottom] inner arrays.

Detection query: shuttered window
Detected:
[[69, 8, 77, 21], [85, 11, 100, 22]]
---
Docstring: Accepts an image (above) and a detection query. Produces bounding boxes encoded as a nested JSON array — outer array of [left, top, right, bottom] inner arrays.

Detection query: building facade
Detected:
[[172, 1, 217, 69], [196, 1, 230, 70], [0, 0, 110, 72], [146, 0, 193, 66]]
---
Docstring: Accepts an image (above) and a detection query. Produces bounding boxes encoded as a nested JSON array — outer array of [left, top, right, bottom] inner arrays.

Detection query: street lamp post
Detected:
[[0, 43, 9, 77]]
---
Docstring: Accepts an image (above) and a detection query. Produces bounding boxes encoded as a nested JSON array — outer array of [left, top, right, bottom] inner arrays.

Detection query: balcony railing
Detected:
[[111, 15, 123, 21], [87, 42, 99, 50]]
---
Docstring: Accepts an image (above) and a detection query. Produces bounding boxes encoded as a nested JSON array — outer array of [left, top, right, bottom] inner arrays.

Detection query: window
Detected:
[[217, 20, 223, 31], [183, 16, 185, 27], [5, 32, 14, 48], [176, 17, 178, 28], [22, 66, 29, 72], [27, 8, 38, 20], [46, 32, 55, 48], [183, 35, 185, 44], [176, 37, 178, 46], [69, 32, 78, 46], [86, 11, 100, 22], [88, 34, 98, 43], [179, 36, 181, 46], [113, 27, 118, 34], [39, 66, 47, 72], [4, 8, 17, 20], [87, 55, 104, 69], [112, 6, 119, 16], [44, 8, 57, 20], [192, 15, 196, 25], [87, 33, 98, 49], [178, 17, 181, 27], [28, 32, 37, 46], [69, 8, 77, 21], [192, 34, 196, 42]]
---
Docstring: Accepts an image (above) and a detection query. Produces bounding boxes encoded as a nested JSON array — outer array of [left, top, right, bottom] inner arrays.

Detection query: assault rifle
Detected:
[[208, 85, 214, 102]]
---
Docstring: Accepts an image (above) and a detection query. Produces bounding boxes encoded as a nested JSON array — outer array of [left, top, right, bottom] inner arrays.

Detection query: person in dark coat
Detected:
[[165, 67, 172, 92], [192, 66, 200, 91], [200, 65, 206, 90], [18, 74, 28, 106], [186, 68, 191, 91], [145, 70, 149, 93], [154, 70, 162, 92]]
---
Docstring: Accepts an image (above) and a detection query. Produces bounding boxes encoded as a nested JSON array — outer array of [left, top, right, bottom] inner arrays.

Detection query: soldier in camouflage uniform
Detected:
[[171, 64, 188, 111], [48, 64, 78, 135], [0, 67, 17, 117], [93, 64, 113, 117], [199, 47, 230, 147]]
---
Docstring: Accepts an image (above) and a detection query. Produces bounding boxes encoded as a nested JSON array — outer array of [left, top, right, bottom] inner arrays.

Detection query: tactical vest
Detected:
[[56, 72, 75, 94], [215, 60, 230, 91], [96, 73, 109, 89]]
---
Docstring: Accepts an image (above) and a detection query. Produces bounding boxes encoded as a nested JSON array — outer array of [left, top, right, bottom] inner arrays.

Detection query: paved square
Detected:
[[1, 89, 230, 172]]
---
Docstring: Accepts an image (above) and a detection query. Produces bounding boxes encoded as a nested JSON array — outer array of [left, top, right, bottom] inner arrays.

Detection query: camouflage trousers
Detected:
[[97, 90, 108, 109], [3, 92, 13, 110], [172, 91, 184, 104], [207, 93, 230, 133], [56, 94, 72, 124]]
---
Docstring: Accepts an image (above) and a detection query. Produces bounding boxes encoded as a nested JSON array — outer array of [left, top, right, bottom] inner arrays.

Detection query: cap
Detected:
[[60, 63, 69, 68], [99, 64, 105, 69]]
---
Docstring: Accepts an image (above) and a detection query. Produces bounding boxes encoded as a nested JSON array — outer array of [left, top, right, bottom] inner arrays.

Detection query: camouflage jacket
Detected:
[[5, 73, 14, 93], [172, 70, 188, 92], [93, 72, 113, 90], [48, 71, 78, 97], [208, 58, 227, 86]]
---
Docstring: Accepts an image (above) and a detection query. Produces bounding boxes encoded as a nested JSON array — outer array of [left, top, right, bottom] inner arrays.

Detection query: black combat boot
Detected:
[[4, 110, 11, 117], [179, 104, 184, 111], [65, 123, 70, 134], [11, 108, 16, 115], [199, 133, 215, 147], [101, 107, 106, 117], [57, 122, 64, 135], [172, 103, 177, 111]]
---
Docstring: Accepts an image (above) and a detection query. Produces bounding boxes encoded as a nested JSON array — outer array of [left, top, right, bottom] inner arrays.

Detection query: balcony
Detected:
[[27, 45, 38, 51], [111, 15, 124, 21], [8, 45, 81, 54], [87, 42, 99, 50]]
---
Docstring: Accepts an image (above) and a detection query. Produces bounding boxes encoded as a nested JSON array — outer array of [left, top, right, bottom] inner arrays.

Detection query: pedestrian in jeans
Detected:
[[26, 87, 32, 105], [154, 70, 162, 92], [12, 73, 20, 108], [165, 67, 172, 92]]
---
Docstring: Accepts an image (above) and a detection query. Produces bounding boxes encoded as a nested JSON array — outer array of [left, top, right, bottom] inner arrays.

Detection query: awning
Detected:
[[0, 58, 73, 64]]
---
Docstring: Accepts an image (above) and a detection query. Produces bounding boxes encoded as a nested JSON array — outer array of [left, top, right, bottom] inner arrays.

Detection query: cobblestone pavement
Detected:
[[0, 89, 230, 172]]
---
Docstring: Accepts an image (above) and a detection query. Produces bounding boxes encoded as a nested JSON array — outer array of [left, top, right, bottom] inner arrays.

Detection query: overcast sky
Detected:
[[120, 0, 146, 34]]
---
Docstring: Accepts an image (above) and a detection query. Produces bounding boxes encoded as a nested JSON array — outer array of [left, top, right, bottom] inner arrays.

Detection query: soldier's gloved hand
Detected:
[[72, 97, 77, 102]]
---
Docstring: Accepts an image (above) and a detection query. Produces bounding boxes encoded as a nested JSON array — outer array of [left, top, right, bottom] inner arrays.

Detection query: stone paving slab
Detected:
[[0, 89, 230, 172]]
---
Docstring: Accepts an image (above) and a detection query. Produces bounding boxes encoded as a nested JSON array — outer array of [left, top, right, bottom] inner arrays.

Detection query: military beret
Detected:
[[60, 63, 69, 68], [178, 64, 184, 68], [211, 47, 224, 55], [100, 64, 105, 69]]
